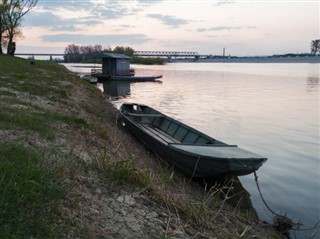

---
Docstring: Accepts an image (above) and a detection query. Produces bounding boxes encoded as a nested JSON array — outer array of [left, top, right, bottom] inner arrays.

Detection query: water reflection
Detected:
[[102, 81, 131, 99], [101, 80, 163, 101], [306, 77, 319, 92]]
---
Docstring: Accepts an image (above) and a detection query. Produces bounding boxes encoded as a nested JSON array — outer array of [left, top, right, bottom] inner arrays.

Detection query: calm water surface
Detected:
[[66, 62, 319, 237]]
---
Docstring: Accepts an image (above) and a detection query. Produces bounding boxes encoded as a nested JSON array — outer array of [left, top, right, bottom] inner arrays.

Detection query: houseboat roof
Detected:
[[97, 53, 131, 59]]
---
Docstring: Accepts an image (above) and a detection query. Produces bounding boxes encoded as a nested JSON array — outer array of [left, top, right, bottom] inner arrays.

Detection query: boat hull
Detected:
[[120, 103, 267, 178]]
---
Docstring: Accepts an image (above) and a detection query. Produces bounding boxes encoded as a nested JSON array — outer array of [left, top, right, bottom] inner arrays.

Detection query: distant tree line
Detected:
[[64, 44, 108, 62], [0, 0, 38, 55], [64, 44, 164, 64], [63, 44, 136, 63], [271, 53, 316, 58]]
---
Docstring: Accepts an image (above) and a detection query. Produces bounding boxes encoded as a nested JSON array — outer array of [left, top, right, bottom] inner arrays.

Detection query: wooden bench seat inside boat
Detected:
[[153, 118, 215, 145], [127, 112, 163, 117], [139, 124, 180, 144]]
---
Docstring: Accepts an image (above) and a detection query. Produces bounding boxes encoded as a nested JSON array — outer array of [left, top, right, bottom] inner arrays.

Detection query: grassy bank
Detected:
[[0, 55, 284, 238]]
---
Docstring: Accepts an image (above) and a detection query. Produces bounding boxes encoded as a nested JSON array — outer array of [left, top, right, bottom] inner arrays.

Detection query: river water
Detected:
[[65, 62, 319, 238]]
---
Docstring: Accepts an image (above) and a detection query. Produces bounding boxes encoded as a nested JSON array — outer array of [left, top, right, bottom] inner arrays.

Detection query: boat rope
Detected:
[[253, 171, 302, 234], [254, 171, 277, 215], [189, 156, 200, 182]]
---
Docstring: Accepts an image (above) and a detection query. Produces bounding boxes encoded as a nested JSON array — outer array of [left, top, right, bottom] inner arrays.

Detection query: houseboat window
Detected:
[[122, 59, 125, 63]]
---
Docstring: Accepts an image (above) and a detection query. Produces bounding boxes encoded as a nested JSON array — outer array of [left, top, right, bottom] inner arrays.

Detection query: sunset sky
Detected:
[[17, 0, 319, 56]]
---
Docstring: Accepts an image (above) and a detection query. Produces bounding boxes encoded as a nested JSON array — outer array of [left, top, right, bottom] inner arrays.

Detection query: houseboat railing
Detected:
[[91, 68, 135, 76]]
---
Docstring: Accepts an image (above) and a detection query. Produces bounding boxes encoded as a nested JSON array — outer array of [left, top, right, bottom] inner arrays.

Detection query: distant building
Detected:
[[99, 53, 131, 76]]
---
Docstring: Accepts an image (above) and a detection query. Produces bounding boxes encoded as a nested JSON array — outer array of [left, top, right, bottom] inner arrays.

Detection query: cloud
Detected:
[[34, 1, 135, 24], [41, 33, 152, 45], [37, 1, 93, 11], [24, 11, 55, 26], [90, 1, 146, 19], [215, 0, 235, 6], [24, 11, 102, 31], [30, 1, 144, 30], [113, 25, 136, 32], [197, 26, 256, 32], [80, 19, 102, 26], [94, 8, 129, 19], [197, 26, 240, 32], [119, 24, 135, 29], [147, 14, 188, 27]]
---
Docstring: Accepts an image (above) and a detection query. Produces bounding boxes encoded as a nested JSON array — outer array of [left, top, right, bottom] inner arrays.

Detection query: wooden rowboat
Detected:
[[120, 103, 267, 178]]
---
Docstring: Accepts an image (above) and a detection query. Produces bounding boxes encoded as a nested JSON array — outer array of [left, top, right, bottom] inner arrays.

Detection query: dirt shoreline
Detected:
[[0, 55, 285, 238]]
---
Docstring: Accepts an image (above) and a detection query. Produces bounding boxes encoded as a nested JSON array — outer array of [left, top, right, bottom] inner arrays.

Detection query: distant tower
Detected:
[[223, 48, 225, 57]]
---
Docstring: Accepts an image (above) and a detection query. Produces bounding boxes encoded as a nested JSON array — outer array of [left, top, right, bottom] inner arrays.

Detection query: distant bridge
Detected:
[[14, 53, 65, 58], [15, 51, 203, 60], [15, 53, 64, 56], [14, 53, 95, 62], [14, 53, 65, 61], [134, 51, 200, 58]]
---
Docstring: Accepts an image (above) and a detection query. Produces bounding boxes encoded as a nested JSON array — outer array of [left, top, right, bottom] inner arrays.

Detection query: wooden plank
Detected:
[[127, 113, 163, 117], [151, 126, 180, 143], [138, 124, 169, 145], [139, 124, 180, 144]]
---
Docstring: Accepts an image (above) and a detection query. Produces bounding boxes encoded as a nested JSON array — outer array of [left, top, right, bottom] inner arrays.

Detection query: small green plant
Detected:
[[111, 159, 134, 180], [159, 170, 175, 191]]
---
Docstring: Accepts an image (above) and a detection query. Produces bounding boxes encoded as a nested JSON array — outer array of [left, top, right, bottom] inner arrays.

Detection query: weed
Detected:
[[160, 171, 174, 191]]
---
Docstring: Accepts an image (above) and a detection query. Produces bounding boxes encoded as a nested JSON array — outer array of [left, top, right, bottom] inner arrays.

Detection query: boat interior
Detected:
[[122, 104, 225, 146]]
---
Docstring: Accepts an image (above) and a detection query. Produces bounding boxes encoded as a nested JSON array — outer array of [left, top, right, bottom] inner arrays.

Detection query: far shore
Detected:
[[171, 55, 320, 64]]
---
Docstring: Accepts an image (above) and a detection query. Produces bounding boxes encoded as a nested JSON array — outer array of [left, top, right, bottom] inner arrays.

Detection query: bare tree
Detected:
[[2, 0, 38, 55], [64, 44, 80, 55]]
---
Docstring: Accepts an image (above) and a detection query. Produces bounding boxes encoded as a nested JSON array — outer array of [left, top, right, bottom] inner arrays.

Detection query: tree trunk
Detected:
[[7, 40, 15, 56], [0, 15, 3, 55], [7, 30, 14, 55], [8, 41, 15, 55], [7, 40, 12, 55]]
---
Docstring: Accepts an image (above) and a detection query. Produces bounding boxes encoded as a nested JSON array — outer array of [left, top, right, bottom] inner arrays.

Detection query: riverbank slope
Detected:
[[0, 55, 284, 238]]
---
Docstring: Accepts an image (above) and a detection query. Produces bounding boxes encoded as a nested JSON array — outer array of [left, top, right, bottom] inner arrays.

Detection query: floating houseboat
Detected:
[[91, 53, 162, 82]]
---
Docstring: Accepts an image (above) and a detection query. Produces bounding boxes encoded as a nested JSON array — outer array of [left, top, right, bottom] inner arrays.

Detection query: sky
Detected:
[[16, 0, 320, 56]]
